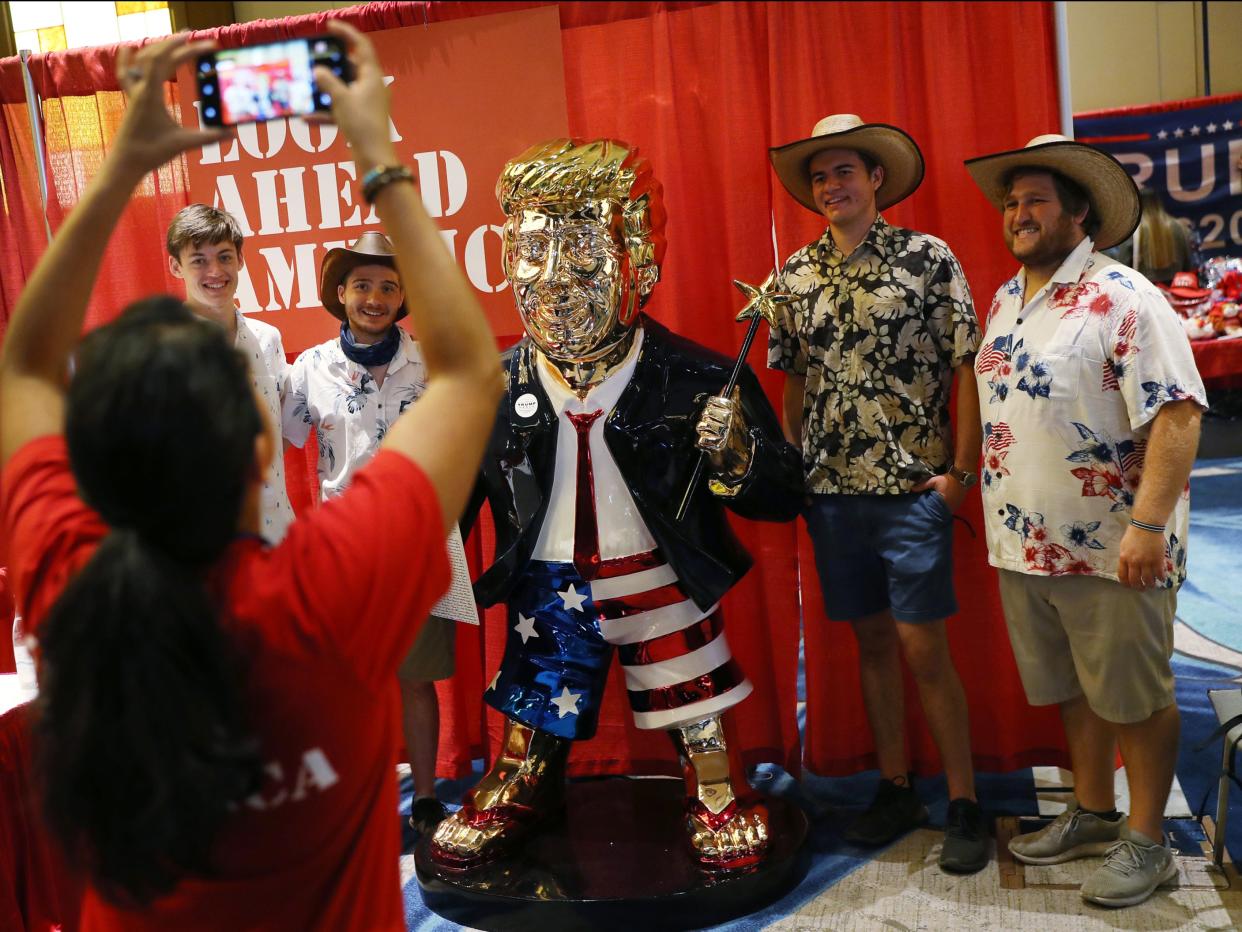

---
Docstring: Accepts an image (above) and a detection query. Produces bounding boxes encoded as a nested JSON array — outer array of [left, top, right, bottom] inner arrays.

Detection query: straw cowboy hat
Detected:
[[964, 134, 1140, 250], [769, 114, 925, 213], [318, 231, 407, 321]]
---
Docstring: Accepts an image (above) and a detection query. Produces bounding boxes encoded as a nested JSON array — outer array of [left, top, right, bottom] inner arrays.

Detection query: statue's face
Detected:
[[505, 200, 636, 362]]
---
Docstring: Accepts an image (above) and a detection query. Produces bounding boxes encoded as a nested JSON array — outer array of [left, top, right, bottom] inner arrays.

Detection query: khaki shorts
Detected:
[[996, 569, 1176, 724], [397, 615, 457, 683]]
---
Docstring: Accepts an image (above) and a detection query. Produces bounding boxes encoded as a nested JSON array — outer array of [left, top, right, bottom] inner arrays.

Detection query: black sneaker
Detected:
[[939, 797, 989, 873], [843, 776, 929, 846], [408, 796, 448, 835]]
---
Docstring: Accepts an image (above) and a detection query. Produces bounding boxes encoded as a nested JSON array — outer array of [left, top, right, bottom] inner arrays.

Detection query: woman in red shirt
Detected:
[[0, 23, 501, 930]]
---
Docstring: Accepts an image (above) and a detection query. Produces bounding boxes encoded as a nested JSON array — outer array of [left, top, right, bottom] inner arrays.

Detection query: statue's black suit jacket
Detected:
[[464, 316, 804, 612]]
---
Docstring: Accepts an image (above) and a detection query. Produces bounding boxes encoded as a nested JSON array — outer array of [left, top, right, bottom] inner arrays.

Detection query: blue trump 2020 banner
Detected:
[[1074, 93, 1242, 260]]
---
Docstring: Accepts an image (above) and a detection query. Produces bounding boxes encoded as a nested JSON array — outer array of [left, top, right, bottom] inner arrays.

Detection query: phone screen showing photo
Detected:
[[198, 36, 349, 127]]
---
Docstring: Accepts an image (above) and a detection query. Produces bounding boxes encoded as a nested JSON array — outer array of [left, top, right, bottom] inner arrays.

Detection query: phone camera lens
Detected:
[[202, 83, 214, 94], [318, 93, 331, 106], [199, 61, 212, 72], [205, 106, 217, 118]]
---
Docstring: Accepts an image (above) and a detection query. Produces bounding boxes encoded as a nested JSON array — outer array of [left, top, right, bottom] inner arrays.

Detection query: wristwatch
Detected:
[[946, 465, 978, 488]]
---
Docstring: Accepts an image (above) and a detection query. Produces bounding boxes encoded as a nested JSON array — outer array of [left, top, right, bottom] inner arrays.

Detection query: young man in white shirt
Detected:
[[167, 205, 294, 543]]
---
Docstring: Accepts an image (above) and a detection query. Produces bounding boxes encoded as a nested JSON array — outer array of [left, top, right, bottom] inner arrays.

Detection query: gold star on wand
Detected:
[[733, 269, 793, 327]]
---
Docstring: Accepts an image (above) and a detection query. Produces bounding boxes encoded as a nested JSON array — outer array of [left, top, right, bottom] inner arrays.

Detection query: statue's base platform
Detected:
[[414, 776, 809, 931]]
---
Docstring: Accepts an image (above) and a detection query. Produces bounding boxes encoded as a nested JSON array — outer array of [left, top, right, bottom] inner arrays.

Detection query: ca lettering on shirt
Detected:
[[239, 748, 340, 812]]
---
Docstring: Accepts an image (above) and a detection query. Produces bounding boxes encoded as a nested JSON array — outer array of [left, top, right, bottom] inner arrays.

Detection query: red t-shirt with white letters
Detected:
[[2, 435, 449, 931]]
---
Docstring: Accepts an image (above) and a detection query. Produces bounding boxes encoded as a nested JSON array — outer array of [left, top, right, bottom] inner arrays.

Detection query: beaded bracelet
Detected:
[[1130, 518, 1165, 533], [361, 164, 414, 204]]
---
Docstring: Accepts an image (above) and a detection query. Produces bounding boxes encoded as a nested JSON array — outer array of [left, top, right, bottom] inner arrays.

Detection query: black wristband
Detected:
[[1130, 518, 1165, 534]]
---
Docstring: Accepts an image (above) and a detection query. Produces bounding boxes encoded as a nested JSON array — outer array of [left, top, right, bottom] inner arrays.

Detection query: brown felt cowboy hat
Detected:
[[964, 134, 1141, 250], [769, 114, 925, 214], [318, 231, 407, 321]]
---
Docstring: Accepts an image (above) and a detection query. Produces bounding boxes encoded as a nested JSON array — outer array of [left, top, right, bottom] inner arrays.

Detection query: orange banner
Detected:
[[174, 6, 568, 353]]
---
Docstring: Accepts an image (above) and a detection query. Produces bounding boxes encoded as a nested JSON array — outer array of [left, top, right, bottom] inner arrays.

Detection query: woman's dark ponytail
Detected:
[[35, 297, 264, 905]]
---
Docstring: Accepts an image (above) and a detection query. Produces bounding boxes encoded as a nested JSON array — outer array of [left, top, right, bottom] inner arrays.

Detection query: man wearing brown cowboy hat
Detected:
[[281, 231, 454, 838], [965, 134, 1207, 907], [767, 114, 986, 872]]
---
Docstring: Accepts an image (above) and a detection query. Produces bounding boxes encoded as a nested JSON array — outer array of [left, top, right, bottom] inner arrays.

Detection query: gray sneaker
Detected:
[[1081, 828, 1178, 908], [1008, 798, 1124, 865]]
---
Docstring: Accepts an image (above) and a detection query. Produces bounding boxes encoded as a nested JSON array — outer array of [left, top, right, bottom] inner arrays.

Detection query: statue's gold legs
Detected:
[[430, 717, 570, 868], [670, 714, 770, 870]]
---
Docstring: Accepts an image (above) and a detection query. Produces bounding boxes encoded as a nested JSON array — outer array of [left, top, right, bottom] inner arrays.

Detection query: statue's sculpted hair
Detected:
[[497, 138, 667, 276]]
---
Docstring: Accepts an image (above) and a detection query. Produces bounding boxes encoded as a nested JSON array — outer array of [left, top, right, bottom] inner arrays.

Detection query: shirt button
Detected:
[[1016, 317, 1024, 324], [377, 403, 383, 409], [997, 509, 1005, 516]]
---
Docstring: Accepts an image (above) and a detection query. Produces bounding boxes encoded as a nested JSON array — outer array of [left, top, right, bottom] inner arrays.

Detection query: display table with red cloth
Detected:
[[1191, 337, 1242, 391], [0, 698, 81, 932]]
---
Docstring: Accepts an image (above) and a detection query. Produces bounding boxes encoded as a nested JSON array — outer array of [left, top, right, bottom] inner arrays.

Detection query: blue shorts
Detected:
[[804, 491, 957, 623]]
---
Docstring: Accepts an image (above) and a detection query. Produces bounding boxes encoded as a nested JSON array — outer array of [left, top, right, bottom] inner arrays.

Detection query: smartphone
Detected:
[[196, 35, 352, 128]]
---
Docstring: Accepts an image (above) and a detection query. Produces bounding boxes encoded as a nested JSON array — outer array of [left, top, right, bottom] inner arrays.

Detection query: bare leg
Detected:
[[1060, 695, 1119, 813], [850, 610, 908, 781], [1116, 703, 1180, 840], [895, 619, 975, 800], [399, 678, 440, 799]]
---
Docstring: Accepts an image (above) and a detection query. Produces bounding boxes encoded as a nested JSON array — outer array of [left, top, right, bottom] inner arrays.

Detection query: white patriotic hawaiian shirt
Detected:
[[235, 311, 294, 542], [282, 326, 427, 500], [975, 237, 1207, 587]]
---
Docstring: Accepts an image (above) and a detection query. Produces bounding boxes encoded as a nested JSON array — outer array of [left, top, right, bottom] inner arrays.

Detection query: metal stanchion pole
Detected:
[[19, 48, 54, 244], [1054, 2, 1074, 138]]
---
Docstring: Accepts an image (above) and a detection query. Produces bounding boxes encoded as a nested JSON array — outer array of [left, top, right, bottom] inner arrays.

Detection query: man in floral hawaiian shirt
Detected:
[[767, 115, 986, 873], [965, 135, 1206, 908], [282, 232, 453, 839]]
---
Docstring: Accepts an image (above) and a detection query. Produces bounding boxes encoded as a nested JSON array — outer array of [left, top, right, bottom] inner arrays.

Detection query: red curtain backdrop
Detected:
[[0, 2, 1070, 782]]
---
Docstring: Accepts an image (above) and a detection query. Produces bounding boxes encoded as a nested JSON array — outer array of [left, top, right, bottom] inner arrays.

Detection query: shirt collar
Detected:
[[1051, 235, 1096, 285], [232, 310, 249, 349], [1015, 235, 1095, 299], [815, 214, 890, 263]]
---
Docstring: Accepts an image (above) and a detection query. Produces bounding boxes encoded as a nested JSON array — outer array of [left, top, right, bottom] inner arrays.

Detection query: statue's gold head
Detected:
[[496, 139, 666, 362]]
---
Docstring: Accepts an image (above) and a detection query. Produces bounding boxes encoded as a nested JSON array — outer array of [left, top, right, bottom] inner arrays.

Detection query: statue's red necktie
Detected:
[[566, 409, 604, 581]]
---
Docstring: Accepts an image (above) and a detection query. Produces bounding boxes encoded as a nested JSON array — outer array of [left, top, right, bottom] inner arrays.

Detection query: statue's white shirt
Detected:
[[530, 328, 656, 561]]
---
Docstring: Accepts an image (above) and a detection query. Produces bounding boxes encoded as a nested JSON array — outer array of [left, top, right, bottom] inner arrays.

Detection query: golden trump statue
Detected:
[[430, 139, 803, 870]]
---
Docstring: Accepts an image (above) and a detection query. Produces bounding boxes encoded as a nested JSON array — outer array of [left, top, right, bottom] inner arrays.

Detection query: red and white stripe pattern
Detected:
[[1122, 438, 1147, 478], [975, 336, 1010, 375], [588, 550, 751, 730], [985, 421, 1015, 454], [1101, 360, 1120, 391]]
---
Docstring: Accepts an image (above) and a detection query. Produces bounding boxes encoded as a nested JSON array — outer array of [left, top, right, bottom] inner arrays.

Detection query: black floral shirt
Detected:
[[767, 217, 980, 494]]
